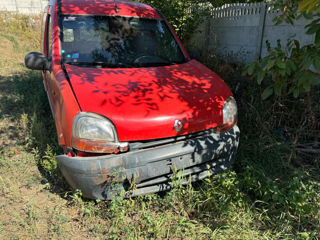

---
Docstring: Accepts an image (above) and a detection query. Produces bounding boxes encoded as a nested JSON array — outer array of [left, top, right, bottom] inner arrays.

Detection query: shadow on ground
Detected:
[[0, 69, 71, 197]]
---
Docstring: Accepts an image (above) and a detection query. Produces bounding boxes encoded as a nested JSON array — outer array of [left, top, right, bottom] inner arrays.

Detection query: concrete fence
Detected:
[[188, 3, 315, 63], [0, 0, 48, 14], [1, 1, 315, 63]]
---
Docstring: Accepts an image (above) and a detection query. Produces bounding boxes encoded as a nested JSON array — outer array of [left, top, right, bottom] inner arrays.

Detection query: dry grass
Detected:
[[0, 13, 100, 239]]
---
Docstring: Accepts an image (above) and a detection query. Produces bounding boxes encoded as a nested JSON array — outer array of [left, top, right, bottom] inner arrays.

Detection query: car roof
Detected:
[[58, 0, 162, 19]]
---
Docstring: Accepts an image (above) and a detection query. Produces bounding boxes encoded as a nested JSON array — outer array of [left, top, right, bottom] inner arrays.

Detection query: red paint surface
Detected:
[[44, 0, 234, 147], [44, 2, 81, 147], [65, 60, 232, 141], [60, 0, 162, 19]]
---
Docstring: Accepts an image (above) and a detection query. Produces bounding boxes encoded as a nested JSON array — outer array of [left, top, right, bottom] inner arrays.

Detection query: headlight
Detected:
[[71, 112, 128, 154], [72, 113, 116, 141], [223, 96, 238, 126], [218, 96, 238, 132]]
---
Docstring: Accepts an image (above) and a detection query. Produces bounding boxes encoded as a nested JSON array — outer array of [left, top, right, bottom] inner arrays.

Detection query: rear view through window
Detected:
[[60, 15, 187, 68]]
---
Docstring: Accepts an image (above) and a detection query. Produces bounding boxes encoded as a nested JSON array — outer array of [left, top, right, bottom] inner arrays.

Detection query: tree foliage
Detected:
[[137, 0, 260, 42], [136, 0, 208, 41], [243, 0, 320, 100]]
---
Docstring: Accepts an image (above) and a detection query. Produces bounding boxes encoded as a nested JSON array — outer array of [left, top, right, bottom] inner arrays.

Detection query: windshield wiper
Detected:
[[132, 62, 180, 67], [65, 62, 134, 68], [65, 60, 186, 68]]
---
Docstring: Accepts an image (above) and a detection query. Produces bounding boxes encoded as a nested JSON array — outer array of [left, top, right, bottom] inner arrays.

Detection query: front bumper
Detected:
[[56, 125, 240, 200]]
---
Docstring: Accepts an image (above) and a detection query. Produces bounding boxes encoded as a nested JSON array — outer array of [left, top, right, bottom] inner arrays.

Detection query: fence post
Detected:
[[204, 18, 211, 61], [256, 3, 267, 60], [14, 0, 18, 12]]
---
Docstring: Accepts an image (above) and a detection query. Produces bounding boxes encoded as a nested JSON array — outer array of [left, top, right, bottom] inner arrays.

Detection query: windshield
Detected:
[[59, 15, 187, 68]]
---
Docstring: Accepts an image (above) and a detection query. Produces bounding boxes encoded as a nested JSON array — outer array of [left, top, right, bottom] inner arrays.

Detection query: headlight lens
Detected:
[[223, 96, 238, 126], [219, 96, 238, 132], [71, 113, 128, 154], [72, 113, 116, 141]]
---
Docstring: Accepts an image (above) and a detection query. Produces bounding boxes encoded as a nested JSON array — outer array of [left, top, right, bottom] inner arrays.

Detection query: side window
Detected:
[[46, 15, 52, 59]]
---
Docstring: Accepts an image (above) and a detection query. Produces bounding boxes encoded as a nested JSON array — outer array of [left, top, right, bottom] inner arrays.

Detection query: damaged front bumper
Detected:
[[56, 125, 240, 200]]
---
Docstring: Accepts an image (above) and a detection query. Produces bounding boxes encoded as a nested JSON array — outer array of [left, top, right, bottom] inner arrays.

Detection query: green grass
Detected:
[[0, 12, 319, 240]]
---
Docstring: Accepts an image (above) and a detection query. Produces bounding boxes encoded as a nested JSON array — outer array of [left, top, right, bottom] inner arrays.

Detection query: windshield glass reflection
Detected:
[[59, 15, 187, 68]]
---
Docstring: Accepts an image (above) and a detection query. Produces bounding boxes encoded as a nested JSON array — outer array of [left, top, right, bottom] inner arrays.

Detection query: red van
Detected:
[[25, 0, 240, 200]]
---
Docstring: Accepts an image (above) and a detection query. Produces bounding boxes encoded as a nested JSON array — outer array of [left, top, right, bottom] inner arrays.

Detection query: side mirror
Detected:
[[187, 50, 201, 61], [25, 52, 49, 71]]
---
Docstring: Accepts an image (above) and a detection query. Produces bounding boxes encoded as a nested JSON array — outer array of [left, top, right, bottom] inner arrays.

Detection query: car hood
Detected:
[[65, 60, 232, 141]]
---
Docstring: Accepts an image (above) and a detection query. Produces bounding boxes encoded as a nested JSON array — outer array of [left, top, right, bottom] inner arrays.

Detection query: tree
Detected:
[[137, 0, 261, 42], [136, 0, 207, 41], [243, 0, 320, 101]]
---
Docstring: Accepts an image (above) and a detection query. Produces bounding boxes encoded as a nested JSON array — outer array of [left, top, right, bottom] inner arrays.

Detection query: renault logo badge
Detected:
[[174, 120, 183, 133]]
